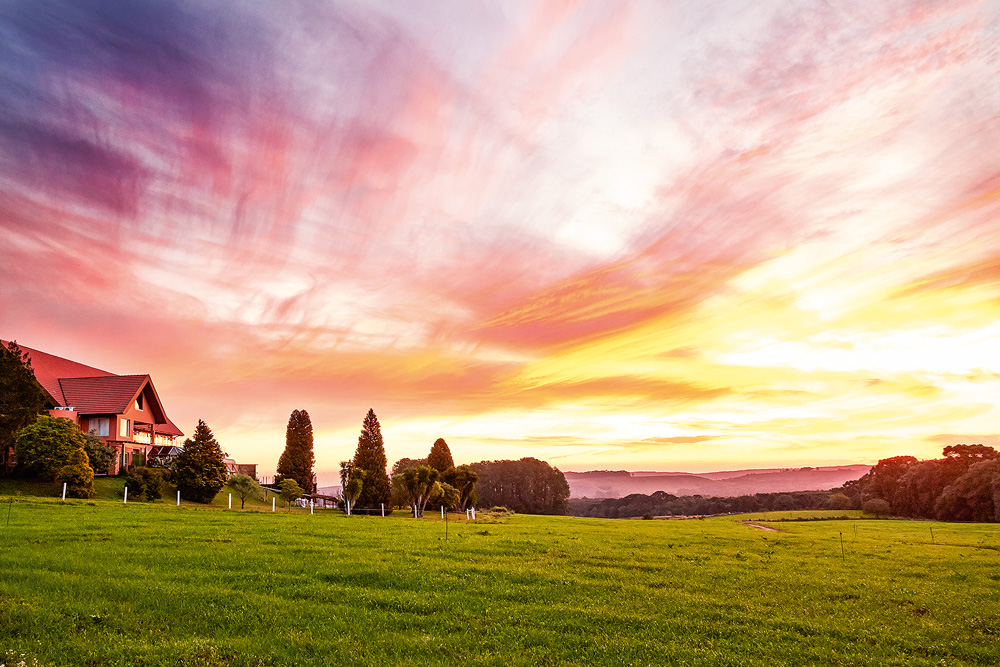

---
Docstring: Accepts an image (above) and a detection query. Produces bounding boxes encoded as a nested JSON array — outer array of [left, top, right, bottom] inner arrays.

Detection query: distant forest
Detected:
[[568, 489, 835, 519], [569, 445, 1000, 522]]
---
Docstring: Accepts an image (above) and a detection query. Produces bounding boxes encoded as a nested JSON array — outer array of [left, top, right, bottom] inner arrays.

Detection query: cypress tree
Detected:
[[1, 340, 47, 475], [172, 420, 227, 503], [427, 438, 455, 472], [276, 409, 315, 493], [352, 408, 390, 509]]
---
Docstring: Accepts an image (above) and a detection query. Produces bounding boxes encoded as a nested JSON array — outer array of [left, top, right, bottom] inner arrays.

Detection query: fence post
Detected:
[[62, 482, 67, 501], [272, 497, 275, 513], [441, 505, 444, 519], [310, 500, 314, 515], [228, 493, 232, 510], [381, 503, 385, 517], [177, 490, 180, 506]]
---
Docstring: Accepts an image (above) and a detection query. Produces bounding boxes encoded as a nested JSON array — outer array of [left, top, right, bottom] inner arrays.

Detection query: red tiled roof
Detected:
[[2, 340, 183, 437], [58, 375, 148, 414], [2, 341, 114, 405]]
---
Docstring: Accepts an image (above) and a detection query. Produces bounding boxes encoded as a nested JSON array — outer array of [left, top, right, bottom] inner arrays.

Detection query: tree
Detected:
[[393, 465, 439, 517], [279, 478, 304, 508], [171, 420, 227, 503], [390, 457, 426, 477], [431, 481, 460, 512], [856, 455, 917, 509], [427, 438, 455, 472], [933, 459, 1000, 522], [275, 409, 315, 494], [1, 341, 47, 475], [862, 498, 892, 518], [442, 464, 478, 511], [82, 432, 115, 476], [340, 460, 365, 515], [14, 415, 86, 481], [57, 446, 94, 498], [351, 409, 390, 510], [470, 458, 570, 515], [826, 492, 854, 510], [226, 474, 265, 509]]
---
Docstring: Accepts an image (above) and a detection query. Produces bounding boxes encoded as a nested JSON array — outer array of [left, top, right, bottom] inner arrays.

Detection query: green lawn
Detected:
[[1, 496, 998, 666]]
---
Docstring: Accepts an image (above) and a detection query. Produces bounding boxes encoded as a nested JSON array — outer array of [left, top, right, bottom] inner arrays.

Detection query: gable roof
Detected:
[[2, 340, 183, 437], [2, 340, 114, 405], [58, 375, 149, 414]]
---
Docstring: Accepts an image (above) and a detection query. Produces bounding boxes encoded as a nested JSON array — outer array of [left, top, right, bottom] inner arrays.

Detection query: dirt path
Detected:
[[743, 522, 783, 532]]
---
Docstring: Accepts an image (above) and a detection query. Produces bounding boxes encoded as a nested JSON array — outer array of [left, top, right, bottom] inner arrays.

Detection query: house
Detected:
[[2, 341, 184, 474]]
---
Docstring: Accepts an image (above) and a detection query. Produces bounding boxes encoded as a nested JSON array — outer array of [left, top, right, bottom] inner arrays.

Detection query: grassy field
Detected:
[[1, 495, 998, 666]]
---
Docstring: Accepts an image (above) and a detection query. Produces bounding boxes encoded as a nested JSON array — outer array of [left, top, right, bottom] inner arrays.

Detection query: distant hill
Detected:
[[564, 465, 870, 498]]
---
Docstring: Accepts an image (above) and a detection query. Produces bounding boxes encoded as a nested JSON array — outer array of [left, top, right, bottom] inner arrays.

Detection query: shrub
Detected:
[[82, 433, 115, 475], [15, 416, 88, 481], [58, 447, 95, 498], [125, 467, 167, 501]]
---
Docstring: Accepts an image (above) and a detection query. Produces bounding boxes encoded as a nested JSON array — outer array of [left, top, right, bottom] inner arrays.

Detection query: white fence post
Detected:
[[310, 500, 314, 515], [272, 497, 276, 513], [228, 493, 232, 510], [472, 507, 476, 520], [62, 482, 67, 501], [123, 486, 128, 504], [441, 505, 444, 519], [176, 490, 180, 506], [381, 502, 385, 517]]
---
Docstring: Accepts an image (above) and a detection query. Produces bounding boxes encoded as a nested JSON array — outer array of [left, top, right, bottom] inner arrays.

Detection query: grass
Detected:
[[0, 497, 998, 666]]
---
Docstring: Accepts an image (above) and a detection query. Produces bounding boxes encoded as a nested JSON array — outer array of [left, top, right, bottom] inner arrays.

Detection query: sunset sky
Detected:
[[3, 0, 1000, 485]]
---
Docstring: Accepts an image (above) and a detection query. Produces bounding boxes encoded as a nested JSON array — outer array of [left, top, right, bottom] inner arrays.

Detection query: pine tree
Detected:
[[1, 340, 47, 475], [172, 419, 228, 503], [427, 438, 455, 472], [275, 409, 315, 493], [352, 408, 390, 510]]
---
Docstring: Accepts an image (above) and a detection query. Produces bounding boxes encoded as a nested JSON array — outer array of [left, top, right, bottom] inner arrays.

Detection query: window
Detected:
[[119, 419, 130, 438], [89, 418, 109, 437], [135, 394, 143, 411]]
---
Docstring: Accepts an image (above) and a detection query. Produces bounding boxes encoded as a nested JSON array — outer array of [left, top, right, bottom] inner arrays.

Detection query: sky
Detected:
[[3, 0, 1000, 485]]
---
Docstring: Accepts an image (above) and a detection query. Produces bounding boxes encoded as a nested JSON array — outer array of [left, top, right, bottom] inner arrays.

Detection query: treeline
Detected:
[[470, 458, 570, 515], [390, 453, 570, 516], [568, 489, 834, 519], [841, 444, 1000, 522]]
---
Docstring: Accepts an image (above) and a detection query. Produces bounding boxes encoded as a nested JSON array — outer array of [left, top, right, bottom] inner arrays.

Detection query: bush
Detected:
[[58, 447, 94, 498], [82, 433, 115, 475], [125, 467, 167, 501], [15, 416, 88, 481]]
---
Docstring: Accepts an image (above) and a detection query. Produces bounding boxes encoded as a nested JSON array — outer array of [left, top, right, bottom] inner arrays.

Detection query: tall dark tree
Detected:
[[351, 408, 390, 510], [276, 409, 315, 493], [172, 420, 227, 503], [427, 438, 455, 472], [1, 340, 47, 475]]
